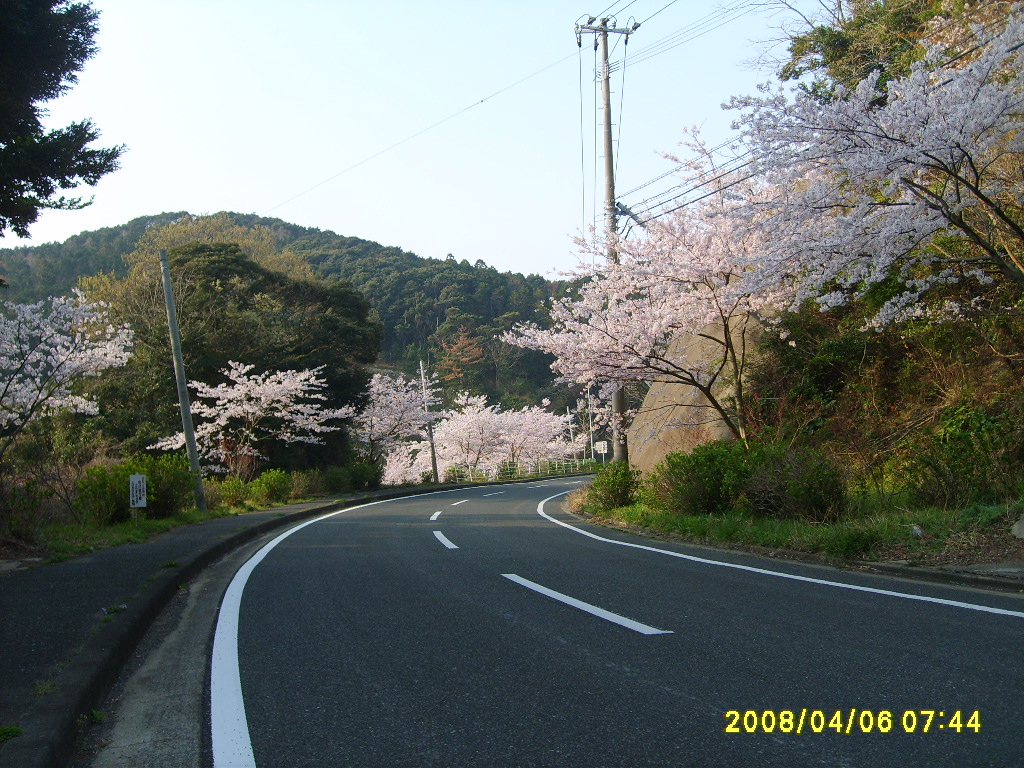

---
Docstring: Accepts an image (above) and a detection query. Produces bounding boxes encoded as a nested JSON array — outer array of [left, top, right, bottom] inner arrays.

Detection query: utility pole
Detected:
[[576, 15, 638, 464], [159, 250, 206, 513], [419, 359, 440, 484]]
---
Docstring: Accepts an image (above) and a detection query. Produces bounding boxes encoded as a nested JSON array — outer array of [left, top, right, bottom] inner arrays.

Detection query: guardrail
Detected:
[[443, 459, 597, 484]]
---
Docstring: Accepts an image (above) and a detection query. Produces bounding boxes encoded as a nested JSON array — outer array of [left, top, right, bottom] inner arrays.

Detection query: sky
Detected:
[[2, 0, 815, 278]]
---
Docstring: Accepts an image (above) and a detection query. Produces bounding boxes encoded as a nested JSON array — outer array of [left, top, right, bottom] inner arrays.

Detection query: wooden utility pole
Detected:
[[159, 250, 206, 512], [576, 15, 638, 464]]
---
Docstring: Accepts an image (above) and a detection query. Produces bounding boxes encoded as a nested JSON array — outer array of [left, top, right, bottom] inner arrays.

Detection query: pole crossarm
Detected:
[[575, 16, 641, 46]]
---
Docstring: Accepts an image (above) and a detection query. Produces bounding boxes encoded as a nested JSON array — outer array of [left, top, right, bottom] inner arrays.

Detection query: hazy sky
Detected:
[[3, 0, 813, 277]]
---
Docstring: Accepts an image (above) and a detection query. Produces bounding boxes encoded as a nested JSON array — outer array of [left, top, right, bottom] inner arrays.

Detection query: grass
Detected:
[[594, 497, 1024, 562], [0, 726, 22, 744], [36, 507, 235, 561], [33, 678, 57, 696]]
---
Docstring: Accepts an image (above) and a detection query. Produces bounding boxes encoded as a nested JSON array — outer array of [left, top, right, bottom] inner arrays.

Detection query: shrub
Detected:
[[743, 444, 846, 522], [906, 405, 1023, 508], [289, 469, 325, 499], [0, 474, 47, 545], [248, 469, 292, 506], [642, 440, 751, 516], [202, 478, 224, 510], [75, 454, 194, 523], [348, 462, 383, 491], [641, 440, 846, 521], [218, 476, 250, 507], [585, 461, 640, 512], [322, 466, 351, 493]]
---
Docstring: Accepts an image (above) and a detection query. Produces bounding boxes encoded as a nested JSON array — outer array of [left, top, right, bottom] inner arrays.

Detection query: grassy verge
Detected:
[[586, 499, 1024, 563], [36, 507, 239, 561]]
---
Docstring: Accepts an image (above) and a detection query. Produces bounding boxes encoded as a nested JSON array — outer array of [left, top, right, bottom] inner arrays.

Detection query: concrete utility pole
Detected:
[[419, 359, 440, 484], [576, 15, 638, 464], [159, 250, 207, 513]]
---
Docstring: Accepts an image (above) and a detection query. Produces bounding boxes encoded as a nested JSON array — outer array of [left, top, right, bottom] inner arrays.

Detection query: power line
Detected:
[[619, 0, 759, 69], [639, 0, 681, 26], [632, 11, 1023, 225], [261, 51, 577, 216]]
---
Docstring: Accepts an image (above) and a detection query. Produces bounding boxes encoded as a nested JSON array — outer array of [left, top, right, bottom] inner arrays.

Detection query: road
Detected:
[[199, 479, 1023, 768]]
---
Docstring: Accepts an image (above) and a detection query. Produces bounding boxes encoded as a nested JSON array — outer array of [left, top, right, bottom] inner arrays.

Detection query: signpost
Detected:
[[595, 440, 609, 464], [129, 474, 147, 526]]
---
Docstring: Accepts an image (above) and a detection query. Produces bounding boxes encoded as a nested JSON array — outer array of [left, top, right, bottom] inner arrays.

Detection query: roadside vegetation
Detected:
[[570, 453, 1024, 563], [5, 452, 385, 561]]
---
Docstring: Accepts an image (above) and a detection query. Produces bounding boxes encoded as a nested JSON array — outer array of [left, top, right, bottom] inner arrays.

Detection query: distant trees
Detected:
[[0, 211, 566, 407], [80, 232, 381, 457], [381, 392, 583, 485], [0, 0, 123, 237]]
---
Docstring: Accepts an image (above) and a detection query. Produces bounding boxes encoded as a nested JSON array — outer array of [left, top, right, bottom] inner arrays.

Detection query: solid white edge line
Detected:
[[502, 573, 672, 635], [434, 530, 459, 549], [536, 492, 1024, 621], [211, 487, 473, 768]]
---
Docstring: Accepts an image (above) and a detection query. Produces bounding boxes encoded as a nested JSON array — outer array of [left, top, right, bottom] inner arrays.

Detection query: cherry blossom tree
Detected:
[[729, 10, 1024, 328], [503, 181, 777, 447], [152, 361, 354, 477], [496, 401, 585, 467], [381, 393, 582, 484], [351, 372, 439, 463], [0, 291, 132, 462]]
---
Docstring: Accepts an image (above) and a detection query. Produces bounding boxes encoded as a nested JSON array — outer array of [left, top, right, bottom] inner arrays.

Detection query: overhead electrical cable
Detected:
[[638, 0, 681, 26], [261, 51, 577, 216], [634, 14, 1023, 226], [619, 0, 759, 69]]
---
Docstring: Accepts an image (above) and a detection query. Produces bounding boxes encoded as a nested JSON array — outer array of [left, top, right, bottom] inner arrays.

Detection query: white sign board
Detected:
[[595, 440, 609, 455], [129, 474, 147, 508]]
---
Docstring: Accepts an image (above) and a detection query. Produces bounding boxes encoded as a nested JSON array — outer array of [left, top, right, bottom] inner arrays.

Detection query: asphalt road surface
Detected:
[[208, 479, 1023, 768]]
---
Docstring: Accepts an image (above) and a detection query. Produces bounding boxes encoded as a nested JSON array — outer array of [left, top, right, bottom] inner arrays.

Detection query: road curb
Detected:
[[852, 560, 1024, 593]]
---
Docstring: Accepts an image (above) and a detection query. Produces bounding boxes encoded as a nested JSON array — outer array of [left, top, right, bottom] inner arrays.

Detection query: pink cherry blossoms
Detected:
[[728, 10, 1024, 327], [351, 372, 439, 463], [504, 179, 776, 445], [152, 361, 354, 476], [381, 393, 584, 485], [0, 291, 132, 461]]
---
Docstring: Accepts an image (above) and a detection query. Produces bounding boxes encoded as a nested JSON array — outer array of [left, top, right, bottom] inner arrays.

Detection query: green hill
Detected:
[[0, 212, 567, 407]]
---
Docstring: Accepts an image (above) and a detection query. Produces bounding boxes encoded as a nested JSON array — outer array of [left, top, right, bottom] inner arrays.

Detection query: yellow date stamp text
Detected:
[[724, 709, 981, 734]]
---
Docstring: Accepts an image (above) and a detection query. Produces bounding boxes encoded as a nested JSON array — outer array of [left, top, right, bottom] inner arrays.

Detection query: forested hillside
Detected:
[[0, 212, 567, 406]]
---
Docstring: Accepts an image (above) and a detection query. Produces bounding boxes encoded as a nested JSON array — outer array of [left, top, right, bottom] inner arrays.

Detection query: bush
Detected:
[[906, 405, 1023, 508], [289, 469, 325, 499], [585, 461, 640, 512], [348, 462, 382, 491], [641, 440, 846, 521], [75, 454, 194, 523], [642, 440, 751, 516], [0, 475, 47, 545], [322, 466, 351, 493], [248, 469, 292, 506], [743, 444, 846, 522], [218, 476, 250, 507]]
